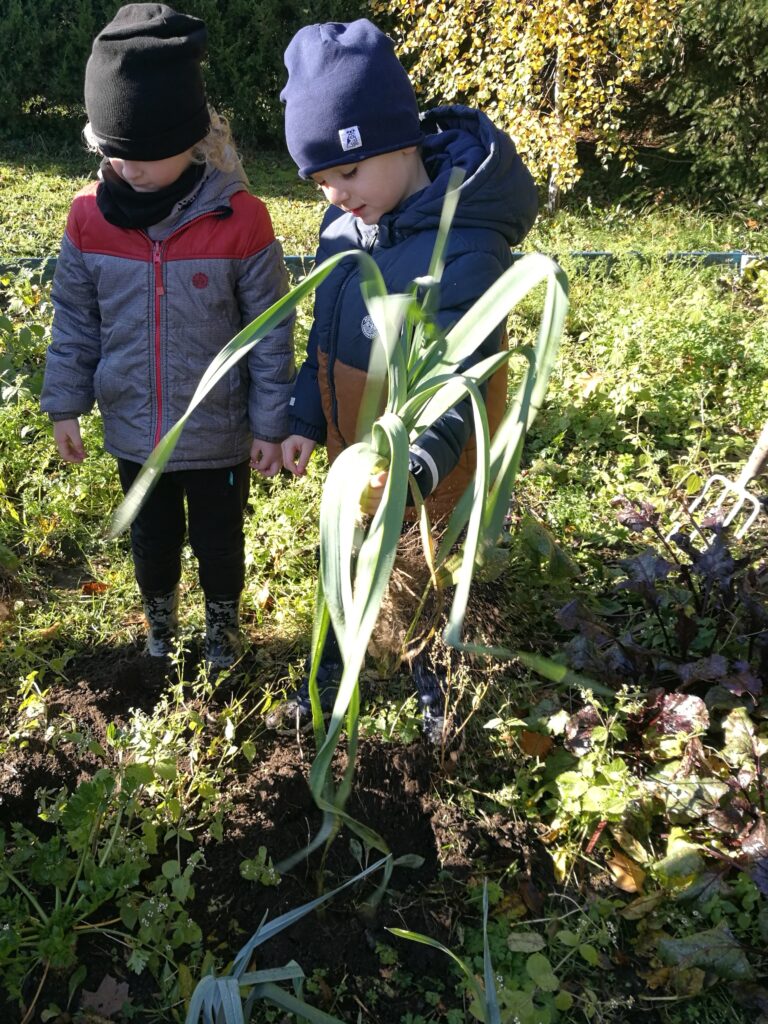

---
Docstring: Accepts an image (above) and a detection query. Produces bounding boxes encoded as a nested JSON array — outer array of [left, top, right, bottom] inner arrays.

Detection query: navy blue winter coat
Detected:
[[289, 105, 538, 514]]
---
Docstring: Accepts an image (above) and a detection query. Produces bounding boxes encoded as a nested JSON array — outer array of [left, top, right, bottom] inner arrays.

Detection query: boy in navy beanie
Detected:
[[271, 19, 538, 739]]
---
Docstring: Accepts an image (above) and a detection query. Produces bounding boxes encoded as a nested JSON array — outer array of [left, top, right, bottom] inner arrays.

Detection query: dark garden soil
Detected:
[[0, 643, 555, 1024]]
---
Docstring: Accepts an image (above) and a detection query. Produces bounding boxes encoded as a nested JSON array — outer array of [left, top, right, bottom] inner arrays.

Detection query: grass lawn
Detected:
[[1, 127, 767, 1024]]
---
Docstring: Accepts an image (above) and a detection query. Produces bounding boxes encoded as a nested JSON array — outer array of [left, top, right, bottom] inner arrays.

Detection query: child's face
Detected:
[[311, 147, 428, 225], [107, 149, 195, 192]]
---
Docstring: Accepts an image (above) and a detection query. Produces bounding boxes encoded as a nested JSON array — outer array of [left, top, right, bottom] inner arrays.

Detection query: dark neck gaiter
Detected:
[[96, 158, 206, 229]]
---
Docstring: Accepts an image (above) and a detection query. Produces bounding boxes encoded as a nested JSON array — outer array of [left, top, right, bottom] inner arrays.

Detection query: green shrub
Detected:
[[655, 0, 768, 197], [0, 0, 365, 146]]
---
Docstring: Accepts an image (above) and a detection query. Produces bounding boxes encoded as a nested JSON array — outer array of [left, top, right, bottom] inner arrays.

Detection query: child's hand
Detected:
[[250, 439, 282, 477], [360, 469, 389, 516], [53, 419, 86, 463], [282, 435, 316, 476]]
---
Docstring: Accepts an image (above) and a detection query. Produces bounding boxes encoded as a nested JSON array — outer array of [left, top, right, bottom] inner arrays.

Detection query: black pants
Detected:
[[117, 459, 250, 600]]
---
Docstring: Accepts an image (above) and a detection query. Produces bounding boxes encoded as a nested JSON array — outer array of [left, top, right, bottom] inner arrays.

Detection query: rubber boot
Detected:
[[265, 627, 343, 730], [412, 652, 448, 744], [142, 588, 179, 658], [204, 597, 241, 671]]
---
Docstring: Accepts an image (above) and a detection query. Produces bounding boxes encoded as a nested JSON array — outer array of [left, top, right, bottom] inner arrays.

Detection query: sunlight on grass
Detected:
[[1, 132, 767, 1024]]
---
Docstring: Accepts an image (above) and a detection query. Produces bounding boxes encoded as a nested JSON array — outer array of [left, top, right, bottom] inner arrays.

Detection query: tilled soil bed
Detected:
[[0, 644, 552, 1023]]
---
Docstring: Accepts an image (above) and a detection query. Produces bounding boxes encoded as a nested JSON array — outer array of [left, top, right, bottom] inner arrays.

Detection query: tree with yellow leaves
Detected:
[[372, 0, 682, 208]]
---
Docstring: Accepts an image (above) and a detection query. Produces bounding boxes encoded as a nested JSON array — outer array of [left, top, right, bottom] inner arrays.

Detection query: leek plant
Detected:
[[388, 878, 500, 1023], [110, 178, 569, 868], [184, 855, 391, 1023]]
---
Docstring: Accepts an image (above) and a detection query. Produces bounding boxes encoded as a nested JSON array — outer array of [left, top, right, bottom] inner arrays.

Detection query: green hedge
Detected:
[[0, 0, 367, 147], [657, 1, 768, 196], [3, 1, 767, 196]]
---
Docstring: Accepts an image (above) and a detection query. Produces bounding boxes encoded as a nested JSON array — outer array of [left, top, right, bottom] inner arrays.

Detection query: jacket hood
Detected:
[[197, 160, 250, 208], [144, 160, 250, 236], [377, 105, 538, 247]]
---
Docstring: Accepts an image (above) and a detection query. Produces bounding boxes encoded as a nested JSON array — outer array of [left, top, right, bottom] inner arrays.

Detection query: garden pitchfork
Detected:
[[667, 418, 768, 543]]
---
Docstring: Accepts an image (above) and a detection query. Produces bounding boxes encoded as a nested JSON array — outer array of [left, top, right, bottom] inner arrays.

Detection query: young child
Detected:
[[41, 3, 295, 670], [270, 18, 538, 735]]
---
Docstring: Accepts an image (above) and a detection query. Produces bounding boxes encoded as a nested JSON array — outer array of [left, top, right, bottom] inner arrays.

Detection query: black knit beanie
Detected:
[[85, 3, 210, 160], [281, 19, 423, 179]]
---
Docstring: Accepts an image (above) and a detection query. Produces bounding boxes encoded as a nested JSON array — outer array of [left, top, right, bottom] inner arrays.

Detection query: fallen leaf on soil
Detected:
[[619, 890, 665, 920], [31, 622, 61, 640], [507, 930, 546, 952], [607, 851, 646, 892], [517, 878, 544, 915], [642, 965, 671, 990], [519, 730, 554, 758], [313, 976, 334, 1008], [670, 967, 706, 997], [80, 974, 130, 1016], [254, 583, 273, 610], [81, 580, 108, 595], [0, 600, 10, 621], [496, 889, 529, 919], [610, 824, 651, 865], [658, 922, 754, 981]]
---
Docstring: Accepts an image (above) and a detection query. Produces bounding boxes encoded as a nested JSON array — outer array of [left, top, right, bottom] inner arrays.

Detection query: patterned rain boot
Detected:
[[204, 597, 241, 671], [412, 652, 448, 744], [142, 588, 179, 658]]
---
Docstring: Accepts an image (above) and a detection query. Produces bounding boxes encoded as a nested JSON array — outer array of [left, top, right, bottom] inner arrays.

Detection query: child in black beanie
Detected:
[[41, 3, 296, 671], [270, 19, 538, 738]]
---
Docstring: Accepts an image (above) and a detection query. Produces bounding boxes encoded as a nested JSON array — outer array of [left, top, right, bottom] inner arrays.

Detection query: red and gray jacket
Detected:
[[41, 165, 295, 470]]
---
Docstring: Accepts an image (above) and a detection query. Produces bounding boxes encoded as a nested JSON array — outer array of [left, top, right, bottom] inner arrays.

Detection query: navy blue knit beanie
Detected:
[[85, 3, 210, 161], [281, 19, 423, 179]]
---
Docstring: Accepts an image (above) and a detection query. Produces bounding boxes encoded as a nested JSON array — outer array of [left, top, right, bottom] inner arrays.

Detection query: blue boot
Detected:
[[412, 652, 448, 744], [266, 628, 342, 730]]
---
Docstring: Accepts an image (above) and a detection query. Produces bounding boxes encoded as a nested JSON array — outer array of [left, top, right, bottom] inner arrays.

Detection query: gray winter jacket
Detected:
[[41, 165, 295, 470]]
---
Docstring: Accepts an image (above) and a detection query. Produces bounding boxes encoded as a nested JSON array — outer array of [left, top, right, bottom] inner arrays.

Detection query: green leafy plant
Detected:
[[0, 766, 203, 1023]]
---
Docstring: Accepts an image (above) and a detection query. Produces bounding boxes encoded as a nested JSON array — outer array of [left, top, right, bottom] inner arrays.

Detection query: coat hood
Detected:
[[376, 105, 538, 248], [143, 160, 250, 237]]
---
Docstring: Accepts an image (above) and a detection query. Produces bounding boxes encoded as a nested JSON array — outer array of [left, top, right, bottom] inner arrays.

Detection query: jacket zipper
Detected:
[[151, 241, 164, 447], [144, 209, 225, 448]]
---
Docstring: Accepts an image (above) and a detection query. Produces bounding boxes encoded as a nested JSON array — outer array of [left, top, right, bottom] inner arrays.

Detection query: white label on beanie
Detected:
[[339, 126, 362, 151]]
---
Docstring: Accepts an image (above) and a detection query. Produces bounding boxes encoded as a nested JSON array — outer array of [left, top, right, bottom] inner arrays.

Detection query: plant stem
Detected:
[[19, 961, 49, 1024], [2, 868, 49, 921]]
